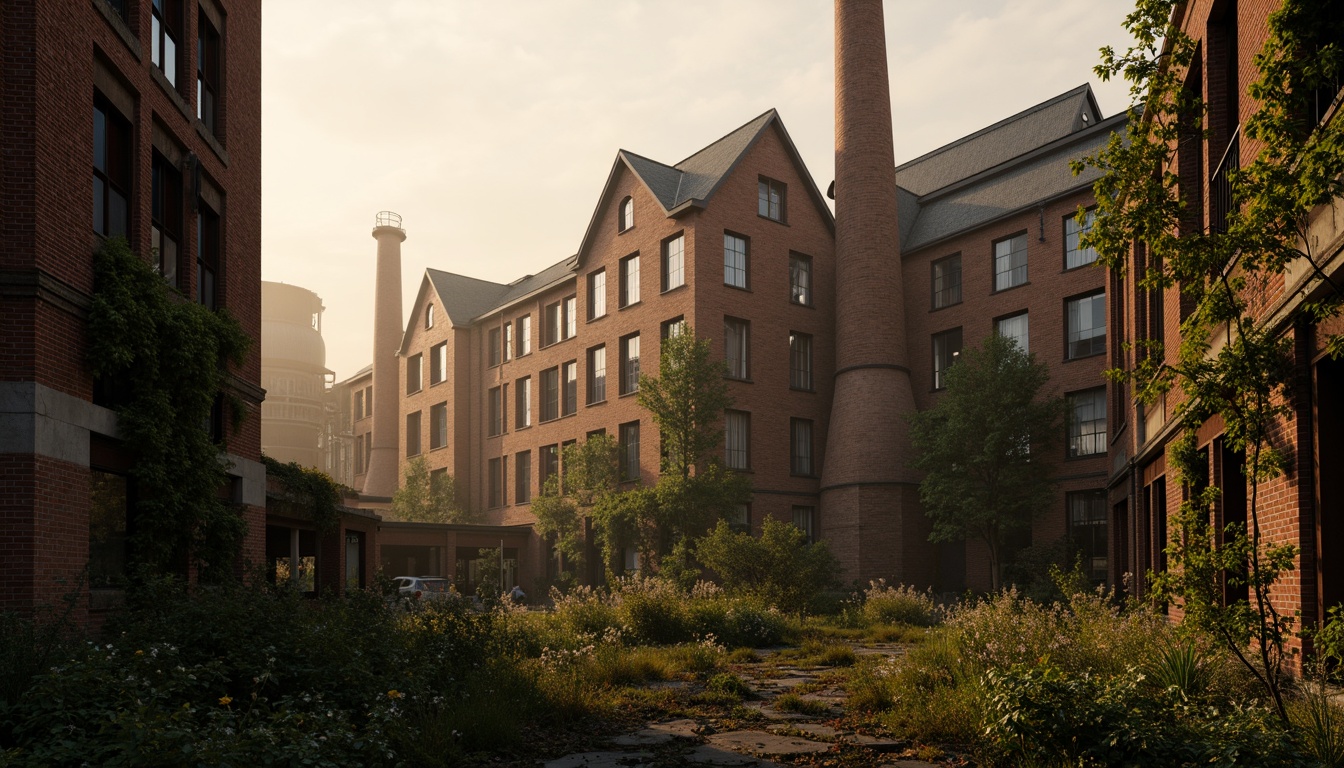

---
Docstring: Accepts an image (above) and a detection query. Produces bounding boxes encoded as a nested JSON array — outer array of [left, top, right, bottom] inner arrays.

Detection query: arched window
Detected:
[[426, 304, 435, 329], [619, 196, 634, 232]]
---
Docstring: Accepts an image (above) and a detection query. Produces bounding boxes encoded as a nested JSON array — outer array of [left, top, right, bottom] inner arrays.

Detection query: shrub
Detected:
[[861, 580, 940, 627], [773, 693, 830, 716], [695, 518, 840, 614], [614, 577, 689, 645], [707, 672, 754, 700]]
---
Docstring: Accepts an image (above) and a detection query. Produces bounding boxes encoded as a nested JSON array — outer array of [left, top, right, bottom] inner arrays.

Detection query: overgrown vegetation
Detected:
[[88, 237, 252, 581], [261, 454, 346, 532], [391, 456, 477, 523], [695, 517, 841, 615]]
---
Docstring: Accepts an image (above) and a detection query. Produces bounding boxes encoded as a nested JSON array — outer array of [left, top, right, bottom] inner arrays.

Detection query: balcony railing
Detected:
[[1210, 126, 1240, 234]]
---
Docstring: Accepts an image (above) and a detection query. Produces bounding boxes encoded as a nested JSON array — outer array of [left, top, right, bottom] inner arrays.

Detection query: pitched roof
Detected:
[[895, 85, 1126, 254], [426, 269, 511, 326], [894, 84, 1101, 197]]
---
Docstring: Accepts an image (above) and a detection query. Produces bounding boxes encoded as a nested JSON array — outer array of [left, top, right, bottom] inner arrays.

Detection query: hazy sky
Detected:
[[260, 0, 1138, 381]]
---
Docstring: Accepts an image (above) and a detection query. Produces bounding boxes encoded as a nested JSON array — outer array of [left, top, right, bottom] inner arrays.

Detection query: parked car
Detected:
[[392, 576, 455, 602]]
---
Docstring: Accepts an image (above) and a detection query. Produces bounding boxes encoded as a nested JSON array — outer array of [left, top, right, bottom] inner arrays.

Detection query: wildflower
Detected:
[[135, 650, 144, 656], [219, 695, 233, 706], [387, 689, 404, 699]]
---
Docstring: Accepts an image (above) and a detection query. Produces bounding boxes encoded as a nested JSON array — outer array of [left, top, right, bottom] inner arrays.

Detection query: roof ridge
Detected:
[[425, 267, 508, 289], [673, 108, 777, 169], [895, 84, 1094, 172]]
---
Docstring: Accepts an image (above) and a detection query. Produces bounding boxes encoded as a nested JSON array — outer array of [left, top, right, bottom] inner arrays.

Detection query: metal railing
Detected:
[[1210, 126, 1240, 234], [375, 210, 403, 229]]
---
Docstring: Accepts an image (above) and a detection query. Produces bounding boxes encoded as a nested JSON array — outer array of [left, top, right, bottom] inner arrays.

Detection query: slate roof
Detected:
[[895, 84, 1100, 196], [896, 85, 1127, 254], [620, 110, 778, 211]]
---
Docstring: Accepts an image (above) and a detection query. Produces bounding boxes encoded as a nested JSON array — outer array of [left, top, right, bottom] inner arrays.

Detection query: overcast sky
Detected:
[[259, 0, 1138, 381]]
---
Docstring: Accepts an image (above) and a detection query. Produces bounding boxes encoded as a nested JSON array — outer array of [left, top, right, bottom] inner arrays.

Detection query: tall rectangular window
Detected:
[[1068, 388, 1107, 457], [504, 322, 513, 361], [619, 421, 640, 481], [488, 458, 504, 507], [932, 327, 963, 390], [725, 318, 749, 380], [758, 176, 786, 222], [724, 233, 748, 288], [588, 345, 607, 404], [93, 95, 132, 238], [515, 376, 532, 429], [430, 402, 448, 450], [1065, 209, 1098, 268], [406, 411, 422, 457], [790, 253, 812, 305], [792, 506, 816, 543], [545, 301, 562, 346], [541, 444, 560, 489], [620, 254, 640, 307], [152, 0, 182, 86], [430, 342, 448, 384], [789, 332, 813, 390], [588, 270, 606, 320], [620, 333, 640, 395], [516, 451, 532, 504], [197, 203, 220, 311], [151, 151, 182, 286], [540, 367, 560, 422], [1069, 490, 1109, 584], [1067, 292, 1106, 359], [931, 254, 962, 309], [791, 418, 813, 476], [661, 316, 686, 340], [518, 315, 532, 356], [354, 435, 365, 473], [197, 10, 220, 134], [488, 387, 503, 436], [562, 361, 578, 416], [993, 233, 1028, 291], [725, 410, 750, 470], [488, 328, 502, 367], [406, 354, 423, 394], [566, 296, 577, 339], [354, 390, 366, 421], [997, 312, 1029, 353], [662, 233, 685, 291]]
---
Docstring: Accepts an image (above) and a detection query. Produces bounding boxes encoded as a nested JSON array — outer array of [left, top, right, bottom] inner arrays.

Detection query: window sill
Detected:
[[587, 399, 607, 407], [618, 301, 643, 311], [790, 472, 819, 479], [92, 0, 141, 60], [1064, 351, 1106, 363], [150, 66, 194, 125], [540, 336, 576, 350], [193, 119, 229, 166], [724, 376, 753, 384], [661, 283, 687, 296], [515, 424, 532, 432], [930, 301, 963, 313], [727, 467, 754, 474], [618, 390, 639, 399], [429, 445, 447, 453], [992, 281, 1031, 294], [430, 379, 446, 387], [1062, 260, 1100, 273], [758, 214, 789, 226], [789, 300, 816, 310], [407, 452, 422, 459], [789, 386, 816, 394], [407, 388, 423, 396], [586, 313, 607, 324], [724, 283, 751, 293]]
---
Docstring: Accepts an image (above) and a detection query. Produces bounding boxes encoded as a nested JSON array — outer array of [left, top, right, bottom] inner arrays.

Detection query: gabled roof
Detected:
[[576, 110, 833, 266], [895, 85, 1125, 254], [894, 84, 1102, 197]]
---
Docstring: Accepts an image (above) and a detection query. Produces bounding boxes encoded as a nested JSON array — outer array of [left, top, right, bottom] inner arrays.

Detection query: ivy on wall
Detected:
[[261, 455, 345, 534], [88, 237, 251, 581]]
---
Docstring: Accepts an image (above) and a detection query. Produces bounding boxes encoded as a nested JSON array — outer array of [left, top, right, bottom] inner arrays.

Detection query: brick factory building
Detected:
[[357, 77, 1127, 593], [0, 0, 264, 619], [1108, 0, 1344, 652]]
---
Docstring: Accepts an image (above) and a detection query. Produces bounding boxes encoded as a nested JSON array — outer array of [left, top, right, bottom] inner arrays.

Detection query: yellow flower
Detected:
[[386, 689, 403, 700], [135, 650, 144, 656], [218, 695, 233, 706]]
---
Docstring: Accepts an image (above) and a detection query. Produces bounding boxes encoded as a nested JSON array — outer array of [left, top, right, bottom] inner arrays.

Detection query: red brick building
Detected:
[[0, 0, 264, 619], [392, 111, 837, 590], [1108, 0, 1344, 648]]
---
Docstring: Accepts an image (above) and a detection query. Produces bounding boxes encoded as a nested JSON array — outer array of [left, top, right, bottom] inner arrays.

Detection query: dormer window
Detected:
[[619, 196, 634, 232], [426, 304, 435, 329]]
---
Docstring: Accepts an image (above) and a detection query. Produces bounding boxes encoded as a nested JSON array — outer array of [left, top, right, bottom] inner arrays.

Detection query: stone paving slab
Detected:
[[611, 718, 701, 745], [706, 730, 833, 757], [684, 744, 783, 766], [847, 733, 907, 751], [544, 751, 654, 768], [740, 701, 810, 721], [767, 722, 841, 739]]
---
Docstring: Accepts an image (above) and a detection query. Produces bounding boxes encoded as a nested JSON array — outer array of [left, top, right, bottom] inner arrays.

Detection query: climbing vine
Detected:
[[88, 237, 251, 582], [262, 455, 347, 534]]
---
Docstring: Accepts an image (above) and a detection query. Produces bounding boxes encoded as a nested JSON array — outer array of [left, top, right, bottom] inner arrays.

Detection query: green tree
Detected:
[[908, 333, 1064, 591], [695, 518, 840, 614], [532, 434, 621, 583], [1078, 0, 1344, 721], [390, 457, 471, 523]]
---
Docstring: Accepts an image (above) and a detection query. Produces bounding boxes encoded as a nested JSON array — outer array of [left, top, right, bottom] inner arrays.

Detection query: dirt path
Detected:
[[541, 641, 941, 768]]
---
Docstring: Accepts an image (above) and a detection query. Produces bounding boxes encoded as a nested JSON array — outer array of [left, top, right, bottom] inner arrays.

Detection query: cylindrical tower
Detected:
[[821, 0, 926, 585], [260, 282, 329, 468], [362, 211, 405, 498]]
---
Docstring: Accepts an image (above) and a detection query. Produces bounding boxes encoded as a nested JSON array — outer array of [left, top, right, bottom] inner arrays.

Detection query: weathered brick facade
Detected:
[[1109, 0, 1344, 656], [0, 0, 264, 620]]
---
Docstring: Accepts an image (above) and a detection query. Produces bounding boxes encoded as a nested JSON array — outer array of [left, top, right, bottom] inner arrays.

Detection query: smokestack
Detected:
[[821, 0, 923, 584], [362, 211, 405, 498]]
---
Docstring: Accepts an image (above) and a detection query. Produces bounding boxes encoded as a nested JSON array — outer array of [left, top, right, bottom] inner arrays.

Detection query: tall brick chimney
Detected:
[[821, 0, 925, 584], [362, 211, 405, 498]]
